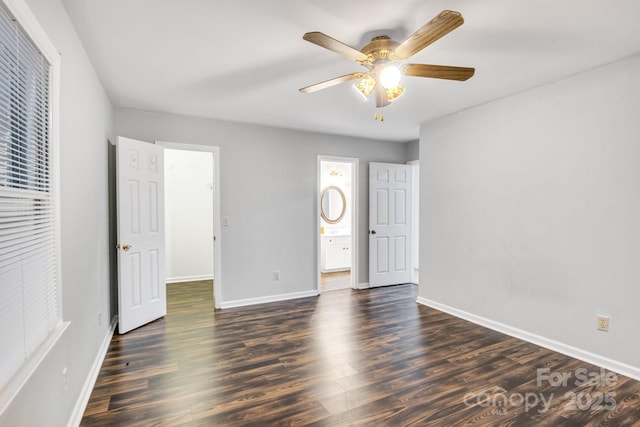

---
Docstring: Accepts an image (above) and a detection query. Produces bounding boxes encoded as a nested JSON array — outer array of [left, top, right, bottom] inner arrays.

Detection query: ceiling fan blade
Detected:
[[404, 64, 475, 81], [299, 72, 365, 94], [375, 84, 391, 108], [303, 32, 369, 63], [393, 10, 464, 60]]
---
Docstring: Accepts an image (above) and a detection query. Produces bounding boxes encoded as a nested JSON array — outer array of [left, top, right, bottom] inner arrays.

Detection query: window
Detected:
[[0, 0, 62, 400]]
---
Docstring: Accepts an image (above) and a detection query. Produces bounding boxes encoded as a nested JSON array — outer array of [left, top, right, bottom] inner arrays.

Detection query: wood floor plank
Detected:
[[81, 281, 640, 426]]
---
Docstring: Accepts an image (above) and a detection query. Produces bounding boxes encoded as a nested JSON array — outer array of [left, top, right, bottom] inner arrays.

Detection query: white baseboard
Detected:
[[220, 290, 319, 309], [67, 316, 117, 427], [416, 297, 640, 381], [357, 282, 370, 290], [165, 275, 213, 284]]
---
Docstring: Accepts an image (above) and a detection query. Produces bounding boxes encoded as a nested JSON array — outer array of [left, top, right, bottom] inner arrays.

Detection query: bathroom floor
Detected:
[[321, 270, 351, 292]]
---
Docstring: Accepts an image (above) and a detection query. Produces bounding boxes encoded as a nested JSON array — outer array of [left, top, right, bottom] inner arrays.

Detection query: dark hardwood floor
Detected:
[[81, 282, 640, 426]]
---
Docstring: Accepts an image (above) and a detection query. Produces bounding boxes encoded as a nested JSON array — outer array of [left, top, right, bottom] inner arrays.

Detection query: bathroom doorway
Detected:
[[318, 157, 358, 292]]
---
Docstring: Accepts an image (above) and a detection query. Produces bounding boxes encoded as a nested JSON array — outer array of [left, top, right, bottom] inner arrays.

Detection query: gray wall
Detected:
[[1, 0, 114, 425], [405, 139, 419, 162], [116, 109, 410, 303], [419, 53, 640, 373]]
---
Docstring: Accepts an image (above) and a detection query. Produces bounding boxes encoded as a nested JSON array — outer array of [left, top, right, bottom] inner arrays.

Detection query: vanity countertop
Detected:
[[322, 228, 351, 237]]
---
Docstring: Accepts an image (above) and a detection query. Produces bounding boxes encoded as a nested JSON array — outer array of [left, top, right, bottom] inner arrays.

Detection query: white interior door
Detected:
[[116, 136, 166, 334], [369, 162, 412, 287]]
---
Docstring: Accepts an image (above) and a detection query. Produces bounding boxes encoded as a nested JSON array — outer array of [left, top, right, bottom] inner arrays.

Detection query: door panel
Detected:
[[394, 236, 407, 270], [376, 189, 389, 225], [117, 136, 166, 334], [376, 237, 389, 273], [369, 162, 412, 287], [395, 189, 407, 224]]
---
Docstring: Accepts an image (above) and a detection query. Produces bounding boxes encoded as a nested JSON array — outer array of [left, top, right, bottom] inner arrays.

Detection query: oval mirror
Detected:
[[320, 186, 346, 224]]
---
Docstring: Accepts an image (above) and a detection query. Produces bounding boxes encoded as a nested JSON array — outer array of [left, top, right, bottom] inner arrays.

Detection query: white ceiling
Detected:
[[61, 0, 640, 142]]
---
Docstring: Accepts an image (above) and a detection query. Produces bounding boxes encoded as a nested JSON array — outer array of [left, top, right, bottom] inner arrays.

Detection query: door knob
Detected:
[[122, 244, 131, 251], [370, 230, 377, 235]]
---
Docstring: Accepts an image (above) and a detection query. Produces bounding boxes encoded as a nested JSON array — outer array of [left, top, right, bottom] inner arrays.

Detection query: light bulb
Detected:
[[379, 66, 401, 89]]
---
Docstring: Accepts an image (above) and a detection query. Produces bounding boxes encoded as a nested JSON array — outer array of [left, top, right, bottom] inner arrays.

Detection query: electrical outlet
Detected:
[[272, 271, 280, 281], [597, 315, 609, 332]]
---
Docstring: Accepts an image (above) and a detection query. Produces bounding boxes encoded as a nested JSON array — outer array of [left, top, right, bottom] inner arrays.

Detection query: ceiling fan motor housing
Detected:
[[359, 35, 401, 66]]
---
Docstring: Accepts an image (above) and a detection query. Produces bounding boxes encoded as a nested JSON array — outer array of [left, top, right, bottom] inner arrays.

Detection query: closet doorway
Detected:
[[158, 142, 222, 308], [318, 157, 358, 292]]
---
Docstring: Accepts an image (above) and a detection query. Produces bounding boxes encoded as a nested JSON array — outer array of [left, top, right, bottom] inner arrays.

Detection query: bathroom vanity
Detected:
[[321, 234, 351, 272]]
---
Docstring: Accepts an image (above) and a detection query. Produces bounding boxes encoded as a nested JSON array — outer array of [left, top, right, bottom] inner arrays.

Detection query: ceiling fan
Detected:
[[299, 10, 475, 110]]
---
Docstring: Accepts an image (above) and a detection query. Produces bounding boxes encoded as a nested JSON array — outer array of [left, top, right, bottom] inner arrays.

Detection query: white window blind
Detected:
[[0, 0, 60, 392]]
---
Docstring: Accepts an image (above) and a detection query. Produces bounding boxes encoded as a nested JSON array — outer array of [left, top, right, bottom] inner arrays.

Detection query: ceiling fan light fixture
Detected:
[[386, 85, 405, 102], [353, 74, 376, 100], [300, 10, 474, 114], [379, 65, 401, 89]]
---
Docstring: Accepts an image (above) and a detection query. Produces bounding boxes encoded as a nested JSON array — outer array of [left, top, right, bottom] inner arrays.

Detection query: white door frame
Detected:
[[317, 156, 359, 292], [407, 160, 419, 285], [156, 141, 222, 309]]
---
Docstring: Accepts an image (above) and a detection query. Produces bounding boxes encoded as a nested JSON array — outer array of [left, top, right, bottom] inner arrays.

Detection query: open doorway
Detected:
[[157, 142, 222, 309], [164, 148, 213, 279], [318, 157, 358, 292]]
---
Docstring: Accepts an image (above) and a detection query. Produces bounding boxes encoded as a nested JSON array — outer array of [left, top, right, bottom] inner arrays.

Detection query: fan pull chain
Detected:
[[373, 110, 385, 122]]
